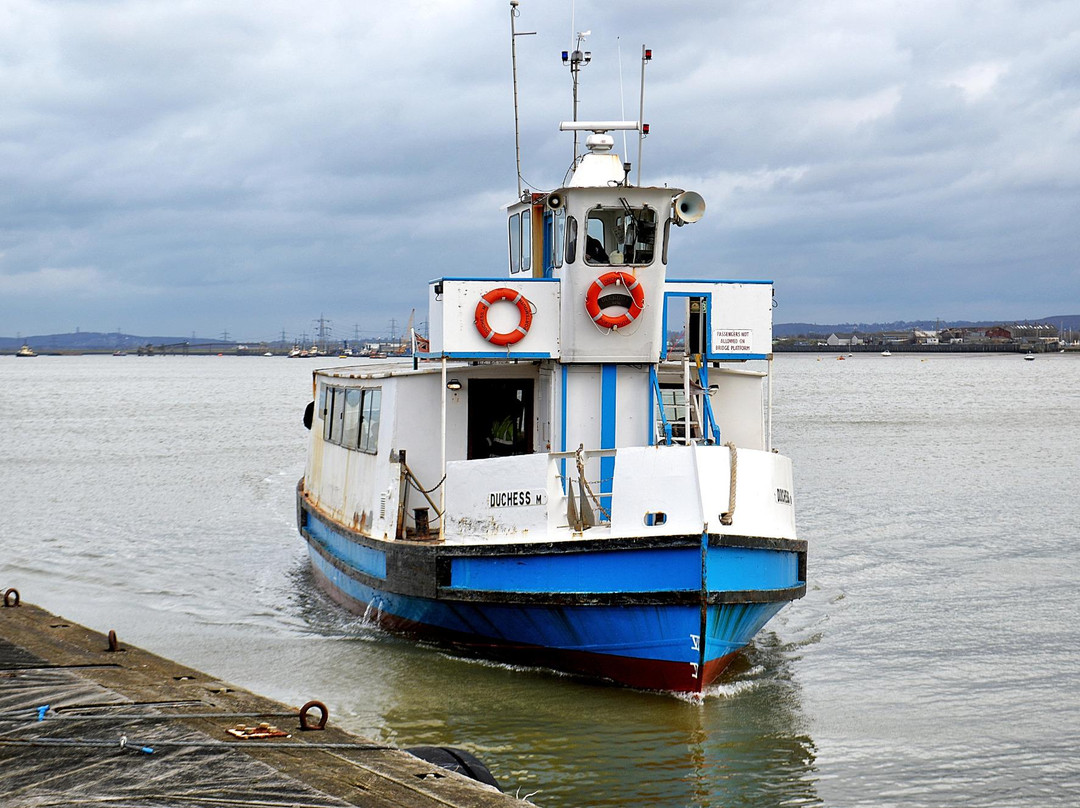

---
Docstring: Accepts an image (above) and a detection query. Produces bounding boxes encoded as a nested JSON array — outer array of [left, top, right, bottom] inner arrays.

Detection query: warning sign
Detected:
[[713, 329, 754, 352]]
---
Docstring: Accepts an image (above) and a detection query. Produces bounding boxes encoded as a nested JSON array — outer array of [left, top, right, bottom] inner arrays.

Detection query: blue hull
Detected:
[[300, 500, 804, 692]]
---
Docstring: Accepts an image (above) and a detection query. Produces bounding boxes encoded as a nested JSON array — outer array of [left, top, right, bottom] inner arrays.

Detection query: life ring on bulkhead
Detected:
[[474, 287, 533, 346], [585, 271, 645, 330]]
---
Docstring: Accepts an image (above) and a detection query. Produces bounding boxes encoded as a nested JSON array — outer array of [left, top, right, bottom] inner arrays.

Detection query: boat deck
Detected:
[[0, 597, 530, 807]]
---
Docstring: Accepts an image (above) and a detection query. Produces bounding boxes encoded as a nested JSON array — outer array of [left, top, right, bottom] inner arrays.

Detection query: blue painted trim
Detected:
[[659, 289, 705, 361], [542, 211, 554, 278], [560, 364, 568, 493], [712, 353, 769, 360], [431, 277, 560, 284], [666, 278, 773, 285], [705, 546, 801, 591], [696, 361, 722, 443], [449, 547, 700, 593], [436, 351, 555, 359], [600, 365, 617, 514], [648, 365, 665, 447], [305, 512, 387, 579]]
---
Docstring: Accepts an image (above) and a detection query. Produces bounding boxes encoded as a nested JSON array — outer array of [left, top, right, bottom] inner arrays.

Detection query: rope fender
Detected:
[[720, 442, 737, 525]]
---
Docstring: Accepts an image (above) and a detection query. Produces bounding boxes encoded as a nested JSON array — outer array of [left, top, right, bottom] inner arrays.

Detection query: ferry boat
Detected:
[[296, 37, 805, 693], [15, 343, 36, 358]]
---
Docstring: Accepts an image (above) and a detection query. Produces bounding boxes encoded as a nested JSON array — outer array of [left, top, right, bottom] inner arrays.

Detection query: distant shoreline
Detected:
[[774, 343, 1077, 354]]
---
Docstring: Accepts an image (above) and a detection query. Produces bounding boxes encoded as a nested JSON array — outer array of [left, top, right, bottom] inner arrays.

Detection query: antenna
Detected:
[[508, 1, 535, 198], [637, 45, 652, 186], [562, 30, 592, 163], [618, 38, 628, 162]]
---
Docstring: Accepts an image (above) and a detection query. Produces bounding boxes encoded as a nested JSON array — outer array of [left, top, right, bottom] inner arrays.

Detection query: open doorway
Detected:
[[663, 294, 709, 358], [467, 379, 535, 460]]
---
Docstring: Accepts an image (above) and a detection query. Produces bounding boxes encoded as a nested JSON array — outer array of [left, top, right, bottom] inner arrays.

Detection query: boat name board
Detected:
[[489, 489, 547, 508]]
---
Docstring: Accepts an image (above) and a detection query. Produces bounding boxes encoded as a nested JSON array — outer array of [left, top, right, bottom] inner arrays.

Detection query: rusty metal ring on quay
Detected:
[[107, 629, 120, 652], [299, 700, 328, 731], [3, 588, 19, 608]]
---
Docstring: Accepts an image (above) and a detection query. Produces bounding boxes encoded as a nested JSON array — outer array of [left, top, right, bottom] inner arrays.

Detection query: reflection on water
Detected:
[[290, 567, 821, 807]]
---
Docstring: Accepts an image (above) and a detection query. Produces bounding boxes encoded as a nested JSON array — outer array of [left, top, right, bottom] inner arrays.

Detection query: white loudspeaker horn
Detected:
[[674, 191, 706, 224], [546, 192, 564, 210]]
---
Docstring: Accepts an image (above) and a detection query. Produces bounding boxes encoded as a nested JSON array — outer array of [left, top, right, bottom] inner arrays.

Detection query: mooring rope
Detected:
[[575, 445, 611, 522]]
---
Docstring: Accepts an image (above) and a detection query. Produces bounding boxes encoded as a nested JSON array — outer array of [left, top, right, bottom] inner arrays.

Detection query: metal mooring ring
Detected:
[[3, 588, 19, 608], [299, 700, 328, 731], [107, 630, 120, 652]]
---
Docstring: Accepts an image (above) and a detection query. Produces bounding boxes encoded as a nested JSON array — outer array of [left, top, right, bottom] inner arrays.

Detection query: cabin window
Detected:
[[320, 384, 381, 454], [508, 213, 521, 273], [584, 202, 657, 266], [342, 388, 362, 448], [565, 215, 578, 264], [359, 388, 381, 453], [325, 386, 344, 444]]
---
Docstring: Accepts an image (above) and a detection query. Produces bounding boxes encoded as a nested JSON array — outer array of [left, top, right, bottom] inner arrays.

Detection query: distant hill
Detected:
[[0, 332, 223, 351], [6, 315, 1080, 349], [773, 315, 1080, 337]]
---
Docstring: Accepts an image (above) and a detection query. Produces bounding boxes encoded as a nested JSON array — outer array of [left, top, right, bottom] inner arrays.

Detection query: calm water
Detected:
[[2, 353, 1078, 806]]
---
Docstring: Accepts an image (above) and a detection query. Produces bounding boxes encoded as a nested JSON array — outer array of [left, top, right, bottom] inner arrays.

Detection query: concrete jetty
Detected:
[[0, 594, 532, 807]]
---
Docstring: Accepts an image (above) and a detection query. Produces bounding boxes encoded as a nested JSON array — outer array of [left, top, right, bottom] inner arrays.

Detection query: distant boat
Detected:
[[113, 350, 126, 356], [15, 343, 36, 358], [881, 350, 892, 357], [1024, 353, 1035, 361], [264, 352, 274, 357]]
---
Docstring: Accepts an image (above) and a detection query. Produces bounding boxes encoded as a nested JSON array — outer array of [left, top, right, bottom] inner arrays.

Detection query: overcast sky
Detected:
[[3, 0, 1078, 340]]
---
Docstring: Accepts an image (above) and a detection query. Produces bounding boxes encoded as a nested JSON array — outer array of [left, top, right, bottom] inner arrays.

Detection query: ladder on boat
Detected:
[[651, 355, 721, 446]]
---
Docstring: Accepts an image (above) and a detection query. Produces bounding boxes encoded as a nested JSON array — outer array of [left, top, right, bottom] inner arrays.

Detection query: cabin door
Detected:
[[467, 379, 535, 459]]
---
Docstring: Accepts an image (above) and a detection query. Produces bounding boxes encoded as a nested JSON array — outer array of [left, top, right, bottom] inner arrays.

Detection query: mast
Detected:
[[637, 45, 651, 186], [508, 1, 535, 198], [563, 31, 592, 164]]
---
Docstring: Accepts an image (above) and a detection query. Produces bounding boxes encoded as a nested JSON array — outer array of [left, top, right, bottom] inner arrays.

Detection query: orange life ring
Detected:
[[474, 287, 533, 346], [585, 271, 645, 330]]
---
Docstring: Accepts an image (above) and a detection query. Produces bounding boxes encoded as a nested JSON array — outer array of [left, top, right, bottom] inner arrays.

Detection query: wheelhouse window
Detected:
[[508, 211, 531, 275], [549, 207, 565, 271], [508, 213, 521, 273], [584, 201, 657, 266], [565, 215, 578, 264], [321, 384, 381, 454]]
